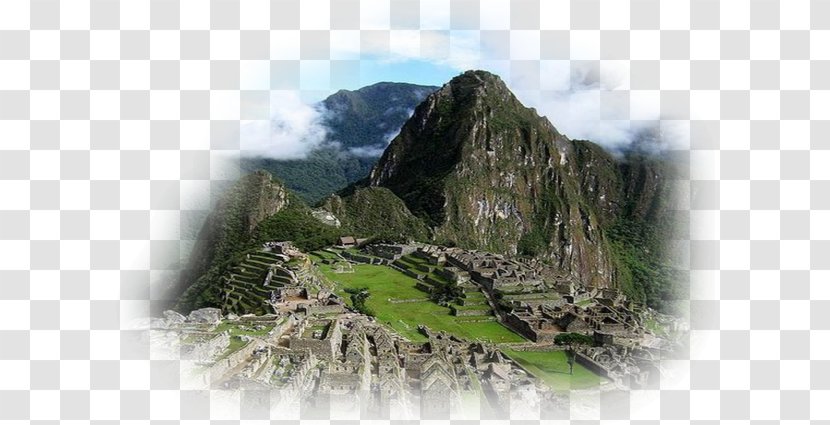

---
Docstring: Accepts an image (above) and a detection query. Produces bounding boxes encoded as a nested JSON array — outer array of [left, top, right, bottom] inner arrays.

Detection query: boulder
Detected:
[[163, 310, 186, 325], [226, 313, 240, 321], [187, 307, 222, 324]]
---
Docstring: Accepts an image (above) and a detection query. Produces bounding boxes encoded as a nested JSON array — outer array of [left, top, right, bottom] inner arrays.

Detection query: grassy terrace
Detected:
[[501, 349, 604, 391], [317, 261, 524, 343], [310, 249, 341, 261]]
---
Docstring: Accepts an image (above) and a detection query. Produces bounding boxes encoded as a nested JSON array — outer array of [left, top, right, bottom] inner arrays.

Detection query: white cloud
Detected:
[[239, 91, 330, 160], [348, 145, 387, 157]]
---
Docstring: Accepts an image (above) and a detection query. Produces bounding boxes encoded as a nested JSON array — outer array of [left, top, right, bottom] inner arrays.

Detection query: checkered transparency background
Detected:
[[0, 0, 827, 421]]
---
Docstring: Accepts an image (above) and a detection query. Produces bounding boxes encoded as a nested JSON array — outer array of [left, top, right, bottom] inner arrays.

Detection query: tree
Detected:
[[554, 332, 594, 375]]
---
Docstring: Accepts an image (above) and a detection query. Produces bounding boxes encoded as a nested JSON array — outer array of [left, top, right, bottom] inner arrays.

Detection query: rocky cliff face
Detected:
[[367, 70, 676, 291]]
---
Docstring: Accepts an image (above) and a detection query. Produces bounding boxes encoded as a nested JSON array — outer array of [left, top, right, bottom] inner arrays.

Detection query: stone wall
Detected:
[[504, 313, 538, 341], [303, 304, 345, 315], [423, 275, 445, 287], [289, 319, 342, 360], [341, 251, 388, 265], [451, 306, 491, 317], [415, 282, 434, 293], [184, 332, 231, 362], [390, 263, 424, 280], [574, 352, 613, 381], [206, 339, 261, 384]]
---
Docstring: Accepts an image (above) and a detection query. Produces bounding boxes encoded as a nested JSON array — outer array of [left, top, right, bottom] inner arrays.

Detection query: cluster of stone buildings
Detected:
[[147, 305, 555, 418], [143, 240, 686, 418], [381, 244, 682, 389]]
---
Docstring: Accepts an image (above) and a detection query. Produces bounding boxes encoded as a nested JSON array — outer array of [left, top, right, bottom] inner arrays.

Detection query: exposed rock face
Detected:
[[188, 307, 222, 324], [163, 310, 186, 325], [366, 70, 676, 290], [311, 209, 341, 227]]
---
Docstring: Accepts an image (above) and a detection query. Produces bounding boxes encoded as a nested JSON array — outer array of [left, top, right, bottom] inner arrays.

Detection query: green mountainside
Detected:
[[242, 82, 438, 203], [320, 187, 431, 242], [362, 70, 681, 309], [174, 171, 342, 312]]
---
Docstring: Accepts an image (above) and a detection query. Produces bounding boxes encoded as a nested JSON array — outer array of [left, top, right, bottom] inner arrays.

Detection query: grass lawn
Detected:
[[317, 262, 524, 343], [311, 250, 340, 260], [501, 349, 604, 391]]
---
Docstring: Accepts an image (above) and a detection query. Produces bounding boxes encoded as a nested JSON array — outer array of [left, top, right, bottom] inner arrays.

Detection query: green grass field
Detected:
[[501, 349, 604, 391], [310, 250, 340, 261], [317, 262, 524, 343]]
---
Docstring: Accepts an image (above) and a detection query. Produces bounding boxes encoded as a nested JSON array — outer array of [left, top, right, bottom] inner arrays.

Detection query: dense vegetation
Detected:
[[243, 149, 377, 205], [252, 196, 342, 252], [608, 217, 679, 312], [607, 152, 682, 313], [428, 279, 464, 305], [553, 332, 595, 347], [321, 187, 430, 242]]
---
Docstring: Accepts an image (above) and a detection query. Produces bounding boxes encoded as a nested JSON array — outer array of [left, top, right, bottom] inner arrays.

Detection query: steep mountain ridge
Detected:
[[363, 70, 677, 298]]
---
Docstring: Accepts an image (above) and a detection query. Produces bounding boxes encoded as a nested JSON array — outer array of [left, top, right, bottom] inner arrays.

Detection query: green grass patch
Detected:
[[311, 250, 339, 260], [501, 349, 604, 391], [216, 336, 248, 360], [318, 262, 523, 343]]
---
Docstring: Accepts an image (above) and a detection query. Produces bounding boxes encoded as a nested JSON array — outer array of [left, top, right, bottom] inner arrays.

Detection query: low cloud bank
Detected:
[[239, 91, 330, 160]]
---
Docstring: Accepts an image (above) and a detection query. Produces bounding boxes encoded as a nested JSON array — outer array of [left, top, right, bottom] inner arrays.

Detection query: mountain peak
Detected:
[[437, 70, 513, 101], [451, 69, 505, 85]]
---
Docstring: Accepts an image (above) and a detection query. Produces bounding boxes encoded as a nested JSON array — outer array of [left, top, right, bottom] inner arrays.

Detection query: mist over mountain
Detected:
[[242, 82, 439, 203]]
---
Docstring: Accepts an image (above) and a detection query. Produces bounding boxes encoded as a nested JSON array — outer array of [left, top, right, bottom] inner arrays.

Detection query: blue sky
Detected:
[[355, 58, 460, 90]]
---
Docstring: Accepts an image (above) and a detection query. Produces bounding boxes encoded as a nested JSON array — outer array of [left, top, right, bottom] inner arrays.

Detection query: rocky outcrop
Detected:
[[188, 307, 223, 324], [311, 209, 341, 227], [163, 310, 187, 325]]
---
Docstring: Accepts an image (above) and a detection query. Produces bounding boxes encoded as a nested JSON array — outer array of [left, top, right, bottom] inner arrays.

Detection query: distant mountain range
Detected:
[[242, 82, 438, 204]]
